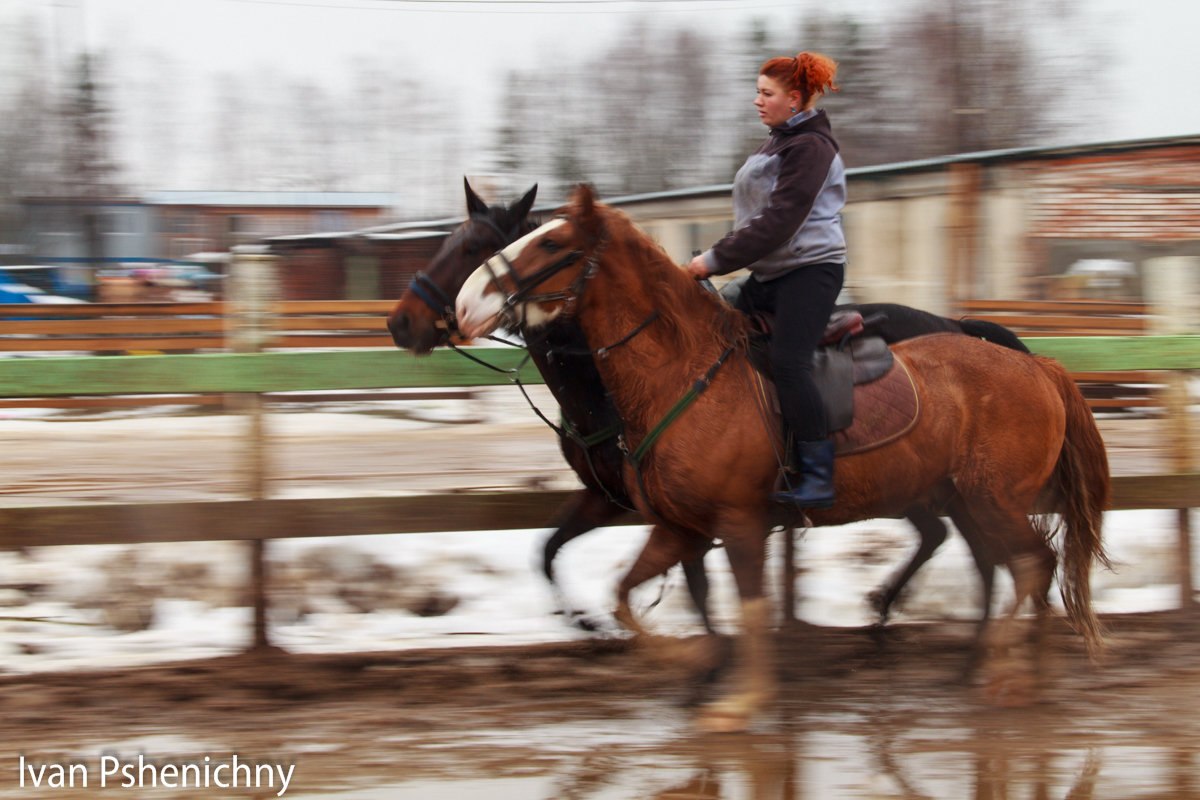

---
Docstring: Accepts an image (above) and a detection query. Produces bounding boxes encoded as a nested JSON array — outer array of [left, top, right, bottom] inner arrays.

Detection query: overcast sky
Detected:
[[3, 0, 1198, 197]]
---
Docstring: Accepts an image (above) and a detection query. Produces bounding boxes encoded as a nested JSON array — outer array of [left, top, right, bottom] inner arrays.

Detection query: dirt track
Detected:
[[0, 390, 1188, 509], [2, 612, 1199, 798], [1, 399, 1199, 797]]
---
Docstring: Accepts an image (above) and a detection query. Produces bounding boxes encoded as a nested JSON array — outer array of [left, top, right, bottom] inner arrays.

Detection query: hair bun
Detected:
[[795, 52, 839, 99]]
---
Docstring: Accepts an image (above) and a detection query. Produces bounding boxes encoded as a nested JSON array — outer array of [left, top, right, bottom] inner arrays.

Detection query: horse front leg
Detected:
[[614, 525, 718, 669], [542, 487, 628, 631], [696, 517, 774, 734]]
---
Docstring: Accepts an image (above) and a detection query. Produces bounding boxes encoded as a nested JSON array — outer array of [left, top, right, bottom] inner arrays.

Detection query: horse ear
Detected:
[[512, 184, 537, 220], [570, 183, 601, 236], [464, 177, 488, 217]]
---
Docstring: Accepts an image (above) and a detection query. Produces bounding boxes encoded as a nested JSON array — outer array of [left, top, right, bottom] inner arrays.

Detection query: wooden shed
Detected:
[[265, 229, 449, 301]]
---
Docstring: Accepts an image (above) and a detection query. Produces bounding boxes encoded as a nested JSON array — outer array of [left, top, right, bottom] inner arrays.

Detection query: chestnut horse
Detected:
[[387, 180, 1030, 642], [456, 184, 1110, 732]]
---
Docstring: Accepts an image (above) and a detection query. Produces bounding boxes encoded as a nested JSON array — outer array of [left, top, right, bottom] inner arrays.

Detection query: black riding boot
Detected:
[[773, 439, 836, 508]]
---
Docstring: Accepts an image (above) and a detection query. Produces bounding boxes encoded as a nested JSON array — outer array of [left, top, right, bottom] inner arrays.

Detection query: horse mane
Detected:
[[596, 205, 751, 354]]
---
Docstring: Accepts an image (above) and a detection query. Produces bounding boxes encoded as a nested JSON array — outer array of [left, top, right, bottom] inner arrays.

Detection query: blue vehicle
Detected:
[[0, 268, 87, 305]]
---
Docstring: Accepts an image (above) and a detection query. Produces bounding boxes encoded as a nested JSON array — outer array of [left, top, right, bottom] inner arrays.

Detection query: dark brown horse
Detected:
[[387, 179, 666, 630], [456, 184, 1110, 731], [387, 179, 1029, 639]]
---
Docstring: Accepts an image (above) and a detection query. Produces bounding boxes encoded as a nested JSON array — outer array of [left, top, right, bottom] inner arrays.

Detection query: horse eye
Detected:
[[539, 239, 562, 253], [463, 243, 481, 257]]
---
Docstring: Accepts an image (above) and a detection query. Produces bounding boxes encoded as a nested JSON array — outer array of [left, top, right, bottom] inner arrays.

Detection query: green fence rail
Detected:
[[0, 347, 544, 397], [0, 337, 1196, 398]]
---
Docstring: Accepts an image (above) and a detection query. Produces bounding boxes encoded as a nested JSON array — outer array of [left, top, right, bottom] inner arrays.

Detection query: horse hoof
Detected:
[[695, 708, 751, 734], [694, 688, 770, 734], [866, 588, 887, 616]]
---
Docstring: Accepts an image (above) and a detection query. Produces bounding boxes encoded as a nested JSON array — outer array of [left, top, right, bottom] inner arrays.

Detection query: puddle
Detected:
[[284, 705, 1199, 800]]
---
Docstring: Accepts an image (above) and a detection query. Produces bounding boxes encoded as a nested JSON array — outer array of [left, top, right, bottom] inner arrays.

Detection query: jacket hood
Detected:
[[772, 109, 839, 152]]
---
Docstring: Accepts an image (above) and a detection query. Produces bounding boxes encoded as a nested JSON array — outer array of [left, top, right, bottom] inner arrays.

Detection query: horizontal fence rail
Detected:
[[0, 336, 1196, 397], [961, 299, 1150, 337], [1, 475, 1197, 550], [0, 300, 1185, 412], [0, 300, 401, 352], [0, 347, 543, 396]]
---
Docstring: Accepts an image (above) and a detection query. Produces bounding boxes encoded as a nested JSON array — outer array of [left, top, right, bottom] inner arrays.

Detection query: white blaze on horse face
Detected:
[[456, 262, 506, 339], [456, 218, 568, 338]]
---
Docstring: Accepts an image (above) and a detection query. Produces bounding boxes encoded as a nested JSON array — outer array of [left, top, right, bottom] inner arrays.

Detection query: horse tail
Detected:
[[1036, 356, 1112, 654], [958, 318, 1031, 353]]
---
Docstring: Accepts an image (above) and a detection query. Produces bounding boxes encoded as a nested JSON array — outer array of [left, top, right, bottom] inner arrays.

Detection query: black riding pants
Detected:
[[735, 263, 845, 443]]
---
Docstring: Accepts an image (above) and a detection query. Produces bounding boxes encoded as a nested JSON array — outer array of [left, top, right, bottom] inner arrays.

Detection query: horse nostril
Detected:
[[387, 312, 410, 346]]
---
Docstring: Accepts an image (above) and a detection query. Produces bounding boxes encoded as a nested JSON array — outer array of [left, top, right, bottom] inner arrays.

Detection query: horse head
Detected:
[[386, 178, 537, 353], [456, 184, 614, 340]]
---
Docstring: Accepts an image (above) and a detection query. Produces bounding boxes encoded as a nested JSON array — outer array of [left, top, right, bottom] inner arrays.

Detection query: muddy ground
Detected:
[[2, 612, 1199, 798], [0, 398, 1198, 798]]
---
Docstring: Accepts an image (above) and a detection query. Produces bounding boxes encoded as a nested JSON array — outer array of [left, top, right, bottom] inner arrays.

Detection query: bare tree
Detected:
[[879, 0, 1097, 159], [495, 17, 723, 202], [60, 52, 123, 197], [58, 52, 124, 268], [0, 16, 60, 240]]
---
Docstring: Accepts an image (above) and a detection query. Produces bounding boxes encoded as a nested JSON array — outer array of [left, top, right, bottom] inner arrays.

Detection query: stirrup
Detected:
[[772, 485, 835, 509]]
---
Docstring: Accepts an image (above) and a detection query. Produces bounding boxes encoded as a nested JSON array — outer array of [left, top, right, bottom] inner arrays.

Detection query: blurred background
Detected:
[[0, 0, 1197, 307], [0, 5, 1198, 796]]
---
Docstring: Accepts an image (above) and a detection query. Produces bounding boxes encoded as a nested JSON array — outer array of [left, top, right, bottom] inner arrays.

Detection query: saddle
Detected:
[[718, 278, 919, 454]]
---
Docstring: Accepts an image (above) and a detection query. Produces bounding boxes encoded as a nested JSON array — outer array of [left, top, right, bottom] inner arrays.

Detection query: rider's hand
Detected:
[[685, 255, 711, 280]]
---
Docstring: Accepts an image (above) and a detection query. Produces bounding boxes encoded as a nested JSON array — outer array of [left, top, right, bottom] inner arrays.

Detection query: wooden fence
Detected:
[[961, 299, 1150, 337], [0, 300, 477, 409], [0, 299, 1170, 411], [0, 300, 398, 352], [0, 338, 1196, 650], [962, 300, 1159, 409]]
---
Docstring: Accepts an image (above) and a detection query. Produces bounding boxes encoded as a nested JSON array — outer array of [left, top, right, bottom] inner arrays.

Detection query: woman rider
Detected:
[[686, 51, 845, 508]]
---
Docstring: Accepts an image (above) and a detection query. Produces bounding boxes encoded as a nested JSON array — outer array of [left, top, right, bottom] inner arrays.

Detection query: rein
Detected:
[[477, 213, 742, 524]]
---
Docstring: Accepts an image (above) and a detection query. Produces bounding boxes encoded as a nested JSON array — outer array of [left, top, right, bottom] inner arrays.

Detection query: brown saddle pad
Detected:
[[832, 354, 920, 456], [749, 352, 921, 457]]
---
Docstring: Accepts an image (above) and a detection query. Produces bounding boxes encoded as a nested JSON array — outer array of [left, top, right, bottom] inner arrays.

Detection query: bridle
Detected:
[[478, 216, 609, 333], [405, 212, 534, 336]]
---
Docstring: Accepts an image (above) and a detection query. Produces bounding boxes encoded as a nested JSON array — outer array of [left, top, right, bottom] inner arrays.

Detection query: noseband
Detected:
[[406, 212, 533, 334], [482, 218, 608, 331]]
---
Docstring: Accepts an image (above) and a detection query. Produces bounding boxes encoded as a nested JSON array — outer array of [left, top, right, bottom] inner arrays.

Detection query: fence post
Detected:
[[781, 527, 797, 626], [227, 247, 280, 648], [1144, 255, 1199, 610]]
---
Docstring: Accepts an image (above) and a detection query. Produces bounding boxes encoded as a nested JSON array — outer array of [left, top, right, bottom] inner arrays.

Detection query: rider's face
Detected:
[[754, 74, 803, 128]]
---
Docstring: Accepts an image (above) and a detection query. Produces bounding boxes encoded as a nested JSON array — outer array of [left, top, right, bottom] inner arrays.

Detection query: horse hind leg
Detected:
[[962, 500, 1056, 705], [945, 493, 999, 680], [868, 505, 948, 625]]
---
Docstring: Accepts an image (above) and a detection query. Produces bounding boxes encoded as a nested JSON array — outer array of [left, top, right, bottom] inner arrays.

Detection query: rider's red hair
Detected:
[[760, 52, 839, 104]]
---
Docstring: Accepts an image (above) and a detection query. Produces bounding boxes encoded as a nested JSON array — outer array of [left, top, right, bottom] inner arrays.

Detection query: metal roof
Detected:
[[603, 133, 1200, 205], [142, 191, 399, 208]]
